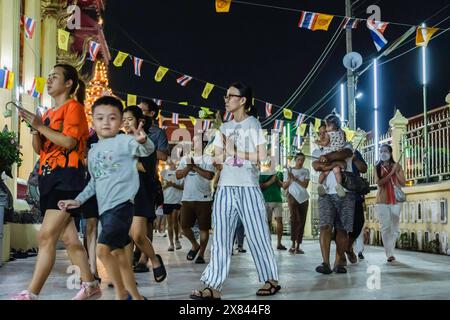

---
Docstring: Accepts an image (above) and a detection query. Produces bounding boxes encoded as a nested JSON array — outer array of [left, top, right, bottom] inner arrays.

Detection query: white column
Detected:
[[352, 129, 367, 152], [41, 8, 57, 109], [389, 110, 409, 164], [302, 134, 312, 238], [19, 0, 42, 180], [0, 0, 21, 199]]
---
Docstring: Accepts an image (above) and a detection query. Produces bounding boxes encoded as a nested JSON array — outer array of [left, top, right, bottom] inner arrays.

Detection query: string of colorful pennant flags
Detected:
[[215, 0, 442, 51], [1, 5, 442, 143], [112, 88, 328, 140], [78, 40, 319, 123]]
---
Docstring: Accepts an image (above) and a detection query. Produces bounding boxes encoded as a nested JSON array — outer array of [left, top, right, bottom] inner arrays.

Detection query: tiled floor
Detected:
[[1, 235, 450, 300]]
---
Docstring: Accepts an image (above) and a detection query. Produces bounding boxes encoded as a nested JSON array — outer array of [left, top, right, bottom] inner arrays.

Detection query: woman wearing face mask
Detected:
[[375, 144, 405, 262]]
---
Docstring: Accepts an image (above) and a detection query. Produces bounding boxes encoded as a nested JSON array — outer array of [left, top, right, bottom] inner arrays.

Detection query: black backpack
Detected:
[[341, 171, 370, 195], [26, 160, 40, 211]]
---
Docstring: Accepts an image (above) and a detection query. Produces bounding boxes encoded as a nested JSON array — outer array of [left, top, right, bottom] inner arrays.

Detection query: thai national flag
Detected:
[[293, 136, 299, 147], [295, 114, 305, 128], [23, 16, 37, 39], [298, 11, 317, 30], [153, 99, 163, 106], [203, 119, 211, 131], [29, 78, 41, 98], [224, 111, 234, 122], [0, 69, 11, 89], [88, 41, 101, 61], [265, 103, 272, 117], [343, 17, 359, 29], [172, 113, 179, 124], [367, 19, 389, 51], [177, 75, 193, 87], [133, 57, 143, 76], [273, 120, 284, 131]]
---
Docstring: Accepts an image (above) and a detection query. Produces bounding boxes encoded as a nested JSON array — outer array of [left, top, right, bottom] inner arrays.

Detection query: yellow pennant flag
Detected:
[[312, 14, 334, 31], [6, 71, 14, 90], [156, 109, 162, 120], [416, 27, 438, 47], [189, 116, 197, 125], [252, 97, 255, 105], [127, 94, 137, 106], [34, 77, 46, 94], [121, 100, 126, 108], [57, 29, 70, 51], [113, 51, 129, 67], [314, 118, 321, 132], [179, 124, 187, 129], [215, 0, 231, 13], [154, 66, 169, 82], [283, 108, 293, 120], [179, 102, 188, 106], [298, 123, 307, 137], [200, 107, 213, 117], [343, 127, 355, 142], [201, 83, 214, 99]]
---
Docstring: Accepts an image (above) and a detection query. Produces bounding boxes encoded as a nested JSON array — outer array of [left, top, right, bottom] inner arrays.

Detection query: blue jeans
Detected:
[[234, 218, 245, 248]]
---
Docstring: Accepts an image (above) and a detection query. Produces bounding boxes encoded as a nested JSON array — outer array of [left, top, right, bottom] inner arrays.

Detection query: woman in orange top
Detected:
[[13, 64, 101, 300], [375, 144, 406, 263]]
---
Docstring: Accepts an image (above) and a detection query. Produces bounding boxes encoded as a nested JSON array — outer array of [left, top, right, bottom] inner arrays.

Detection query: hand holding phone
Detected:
[[18, 107, 43, 131]]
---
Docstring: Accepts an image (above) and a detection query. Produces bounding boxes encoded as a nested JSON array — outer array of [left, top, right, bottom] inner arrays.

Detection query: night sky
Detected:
[[100, 0, 450, 134]]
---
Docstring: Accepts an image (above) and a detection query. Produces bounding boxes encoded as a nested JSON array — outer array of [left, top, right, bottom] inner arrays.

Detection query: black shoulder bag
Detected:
[[341, 171, 370, 195]]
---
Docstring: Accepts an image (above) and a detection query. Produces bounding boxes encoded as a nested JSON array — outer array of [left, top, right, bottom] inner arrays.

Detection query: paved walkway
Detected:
[[1, 235, 450, 300]]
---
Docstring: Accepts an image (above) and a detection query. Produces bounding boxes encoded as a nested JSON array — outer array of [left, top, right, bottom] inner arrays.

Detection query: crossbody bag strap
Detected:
[[382, 165, 397, 188]]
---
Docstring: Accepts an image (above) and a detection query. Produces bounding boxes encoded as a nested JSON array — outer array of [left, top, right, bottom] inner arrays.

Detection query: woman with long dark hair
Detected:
[[190, 82, 279, 300], [375, 144, 405, 262], [122, 106, 166, 281], [13, 64, 100, 300]]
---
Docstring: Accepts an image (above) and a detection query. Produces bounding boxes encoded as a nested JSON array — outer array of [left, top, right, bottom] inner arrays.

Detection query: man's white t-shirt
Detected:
[[177, 155, 215, 201], [214, 116, 266, 187], [284, 168, 310, 204], [314, 143, 353, 195], [161, 169, 183, 204]]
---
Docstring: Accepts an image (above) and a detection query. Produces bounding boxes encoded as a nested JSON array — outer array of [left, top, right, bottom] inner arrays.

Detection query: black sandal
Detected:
[[187, 247, 200, 261], [315, 262, 332, 274], [333, 265, 347, 274], [153, 254, 167, 282], [256, 281, 281, 296], [190, 287, 221, 300], [195, 256, 205, 264], [133, 263, 149, 273]]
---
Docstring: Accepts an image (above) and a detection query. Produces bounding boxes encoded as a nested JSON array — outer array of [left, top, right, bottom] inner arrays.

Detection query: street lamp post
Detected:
[[340, 83, 346, 124], [373, 59, 379, 162], [421, 24, 430, 182]]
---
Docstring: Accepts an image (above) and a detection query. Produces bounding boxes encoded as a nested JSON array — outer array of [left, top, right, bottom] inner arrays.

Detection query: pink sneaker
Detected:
[[72, 283, 102, 300], [12, 290, 35, 300]]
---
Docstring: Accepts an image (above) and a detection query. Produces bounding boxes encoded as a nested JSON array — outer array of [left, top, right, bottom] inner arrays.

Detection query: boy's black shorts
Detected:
[[98, 201, 133, 251]]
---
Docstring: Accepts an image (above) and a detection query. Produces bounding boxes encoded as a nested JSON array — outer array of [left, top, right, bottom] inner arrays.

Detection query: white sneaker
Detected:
[[317, 184, 327, 196], [175, 240, 182, 250], [335, 184, 346, 198]]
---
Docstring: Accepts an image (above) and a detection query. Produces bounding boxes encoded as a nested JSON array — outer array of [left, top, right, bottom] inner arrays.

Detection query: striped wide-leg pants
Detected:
[[200, 186, 279, 291]]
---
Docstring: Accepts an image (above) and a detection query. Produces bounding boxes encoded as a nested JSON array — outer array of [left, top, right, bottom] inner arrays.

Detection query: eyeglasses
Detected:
[[223, 94, 242, 101]]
